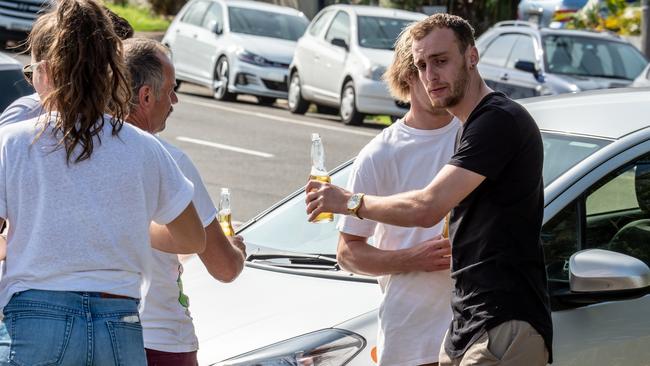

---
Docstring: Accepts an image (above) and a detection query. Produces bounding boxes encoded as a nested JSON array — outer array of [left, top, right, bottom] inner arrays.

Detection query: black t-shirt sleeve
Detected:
[[449, 108, 519, 180]]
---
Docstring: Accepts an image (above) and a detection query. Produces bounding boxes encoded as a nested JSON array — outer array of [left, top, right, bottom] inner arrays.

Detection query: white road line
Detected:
[[176, 136, 274, 158], [180, 97, 377, 137]]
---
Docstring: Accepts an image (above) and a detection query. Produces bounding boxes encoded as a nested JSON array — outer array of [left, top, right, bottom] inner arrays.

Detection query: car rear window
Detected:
[[0, 68, 34, 112], [228, 6, 308, 41], [543, 34, 648, 80]]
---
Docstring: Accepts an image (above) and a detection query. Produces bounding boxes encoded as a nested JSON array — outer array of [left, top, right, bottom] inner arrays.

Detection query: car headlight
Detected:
[[364, 64, 386, 81], [212, 329, 366, 366], [237, 49, 270, 67]]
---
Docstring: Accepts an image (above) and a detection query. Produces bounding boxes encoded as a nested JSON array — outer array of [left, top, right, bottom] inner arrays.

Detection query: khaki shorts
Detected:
[[439, 320, 548, 366]]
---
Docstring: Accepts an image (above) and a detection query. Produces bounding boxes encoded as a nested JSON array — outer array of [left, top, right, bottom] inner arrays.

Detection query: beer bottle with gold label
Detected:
[[442, 213, 450, 239], [309, 133, 334, 223], [218, 188, 235, 236]]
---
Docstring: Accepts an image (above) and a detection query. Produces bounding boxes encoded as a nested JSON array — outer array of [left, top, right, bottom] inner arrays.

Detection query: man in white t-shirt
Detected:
[[337, 25, 459, 366], [122, 38, 247, 366]]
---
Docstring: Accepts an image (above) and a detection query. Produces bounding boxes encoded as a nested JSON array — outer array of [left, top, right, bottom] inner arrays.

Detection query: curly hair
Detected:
[[28, 0, 132, 163]]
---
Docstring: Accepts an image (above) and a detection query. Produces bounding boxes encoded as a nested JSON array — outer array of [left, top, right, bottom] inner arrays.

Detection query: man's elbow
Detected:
[[209, 261, 244, 283], [413, 207, 440, 228], [336, 245, 356, 272]]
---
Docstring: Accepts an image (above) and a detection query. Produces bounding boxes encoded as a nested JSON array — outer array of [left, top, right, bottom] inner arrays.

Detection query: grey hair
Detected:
[[122, 38, 171, 105]]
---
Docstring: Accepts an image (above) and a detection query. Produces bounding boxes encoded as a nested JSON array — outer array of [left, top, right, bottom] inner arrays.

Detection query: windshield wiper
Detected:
[[247, 251, 340, 270]]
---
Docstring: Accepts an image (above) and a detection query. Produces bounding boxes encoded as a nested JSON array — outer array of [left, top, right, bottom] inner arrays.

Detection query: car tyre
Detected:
[[288, 71, 309, 114], [257, 96, 276, 106], [214, 57, 236, 102], [340, 81, 364, 126]]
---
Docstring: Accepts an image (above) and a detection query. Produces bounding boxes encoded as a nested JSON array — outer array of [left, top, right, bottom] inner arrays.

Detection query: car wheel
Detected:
[[257, 96, 276, 106], [288, 71, 309, 114], [316, 104, 339, 115], [340, 81, 364, 125], [213, 57, 236, 102]]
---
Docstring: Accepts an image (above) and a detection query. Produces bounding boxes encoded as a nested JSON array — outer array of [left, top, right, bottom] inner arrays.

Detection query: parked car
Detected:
[[0, 0, 51, 48], [632, 63, 650, 88], [288, 5, 425, 125], [183, 87, 650, 365], [162, 0, 309, 105], [476, 21, 648, 99], [0, 52, 34, 112], [518, 0, 588, 27]]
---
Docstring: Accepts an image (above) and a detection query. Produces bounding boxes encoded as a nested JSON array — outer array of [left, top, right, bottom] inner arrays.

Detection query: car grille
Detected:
[[262, 79, 288, 92], [0, 0, 49, 21]]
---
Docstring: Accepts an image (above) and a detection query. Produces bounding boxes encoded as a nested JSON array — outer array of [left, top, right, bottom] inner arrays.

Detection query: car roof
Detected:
[[520, 88, 650, 139], [0, 53, 22, 71], [222, 0, 305, 17], [488, 21, 628, 42], [324, 4, 426, 20]]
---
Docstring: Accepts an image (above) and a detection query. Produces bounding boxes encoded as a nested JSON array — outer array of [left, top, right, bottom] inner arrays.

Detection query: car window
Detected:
[[543, 154, 650, 284], [201, 2, 223, 30], [325, 11, 350, 45], [543, 35, 648, 80], [481, 34, 518, 67], [228, 6, 308, 41], [357, 16, 415, 50], [308, 9, 334, 37], [541, 132, 610, 184], [506, 35, 537, 69], [0, 69, 34, 113], [585, 155, 650, 264], [181, 0, 210, 26]]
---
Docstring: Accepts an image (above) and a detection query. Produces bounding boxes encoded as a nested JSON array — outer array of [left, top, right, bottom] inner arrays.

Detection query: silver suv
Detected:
[[476, 21, 648, 99], [0, 52, 33, 112]]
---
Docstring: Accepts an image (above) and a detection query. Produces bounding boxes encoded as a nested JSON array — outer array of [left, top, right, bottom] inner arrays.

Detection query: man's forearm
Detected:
[[198, 220, 245, 283], [338, 237, 421, 276], [358, 189, 445, 229]]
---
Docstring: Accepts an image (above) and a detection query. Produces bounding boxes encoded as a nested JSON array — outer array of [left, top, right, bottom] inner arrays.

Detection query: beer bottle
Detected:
[[442, 213, 450, 239], [309, 133, 334, 223], [218, 188, 235, 236]]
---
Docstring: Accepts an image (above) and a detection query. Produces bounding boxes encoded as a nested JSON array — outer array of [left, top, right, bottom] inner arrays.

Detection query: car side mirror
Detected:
[[210, 21, 223, 35], [555, 249, 650, 307], [331, 38, 348, 51], [570, 249, 650, 292], [514, 60, 541, 80]]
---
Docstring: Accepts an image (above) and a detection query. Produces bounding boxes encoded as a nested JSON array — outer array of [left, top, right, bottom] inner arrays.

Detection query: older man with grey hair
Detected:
[[122, 38, 247, 366]]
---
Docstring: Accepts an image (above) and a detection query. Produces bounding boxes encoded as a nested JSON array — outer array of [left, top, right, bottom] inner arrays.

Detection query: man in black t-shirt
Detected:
[[305, 13, 552, 366]]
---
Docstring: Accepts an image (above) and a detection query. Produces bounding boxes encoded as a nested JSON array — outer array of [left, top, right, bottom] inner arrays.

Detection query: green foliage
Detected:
[[105, 2, 171, 32], [568, 0, 641, 36]]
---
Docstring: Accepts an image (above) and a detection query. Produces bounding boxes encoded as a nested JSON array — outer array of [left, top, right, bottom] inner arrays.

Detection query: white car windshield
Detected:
[[228, 6, 308, 41], [241, 132, 610, 255], [357, 16, 415, 50]]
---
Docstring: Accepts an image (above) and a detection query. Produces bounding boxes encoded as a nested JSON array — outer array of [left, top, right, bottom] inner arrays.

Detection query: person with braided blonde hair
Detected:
[[0, 0, 205, 364]]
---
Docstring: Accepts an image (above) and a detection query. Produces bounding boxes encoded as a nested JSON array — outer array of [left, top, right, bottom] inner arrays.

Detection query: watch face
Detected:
[[347, 194, 360, 210]]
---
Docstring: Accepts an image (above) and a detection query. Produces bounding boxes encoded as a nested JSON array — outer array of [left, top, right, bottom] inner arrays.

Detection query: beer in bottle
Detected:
[[309, 133, 334, 223], [218, 188, 235, 236]]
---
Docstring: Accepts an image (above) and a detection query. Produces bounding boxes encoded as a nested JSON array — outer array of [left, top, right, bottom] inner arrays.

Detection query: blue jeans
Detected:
[[0, 290, 147, 366]]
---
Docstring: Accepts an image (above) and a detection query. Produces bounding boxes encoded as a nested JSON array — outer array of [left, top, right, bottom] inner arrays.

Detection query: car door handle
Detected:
[[500, 73, 509, 81], [175, 29, 180, 33], [193, 34, 198, 38]]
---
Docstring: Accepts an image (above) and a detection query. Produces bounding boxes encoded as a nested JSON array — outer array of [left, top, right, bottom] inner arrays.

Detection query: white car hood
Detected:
[[357, 47, 395, 69], [181, 256, 381, 365], [230, 33, 298, 65]]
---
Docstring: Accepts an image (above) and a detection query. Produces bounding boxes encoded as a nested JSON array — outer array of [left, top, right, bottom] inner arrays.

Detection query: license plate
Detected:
[[265, 72, 285, 82]]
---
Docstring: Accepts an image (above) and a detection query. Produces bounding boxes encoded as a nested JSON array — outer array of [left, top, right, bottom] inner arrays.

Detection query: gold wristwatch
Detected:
[[346, 193, 365, 219]]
